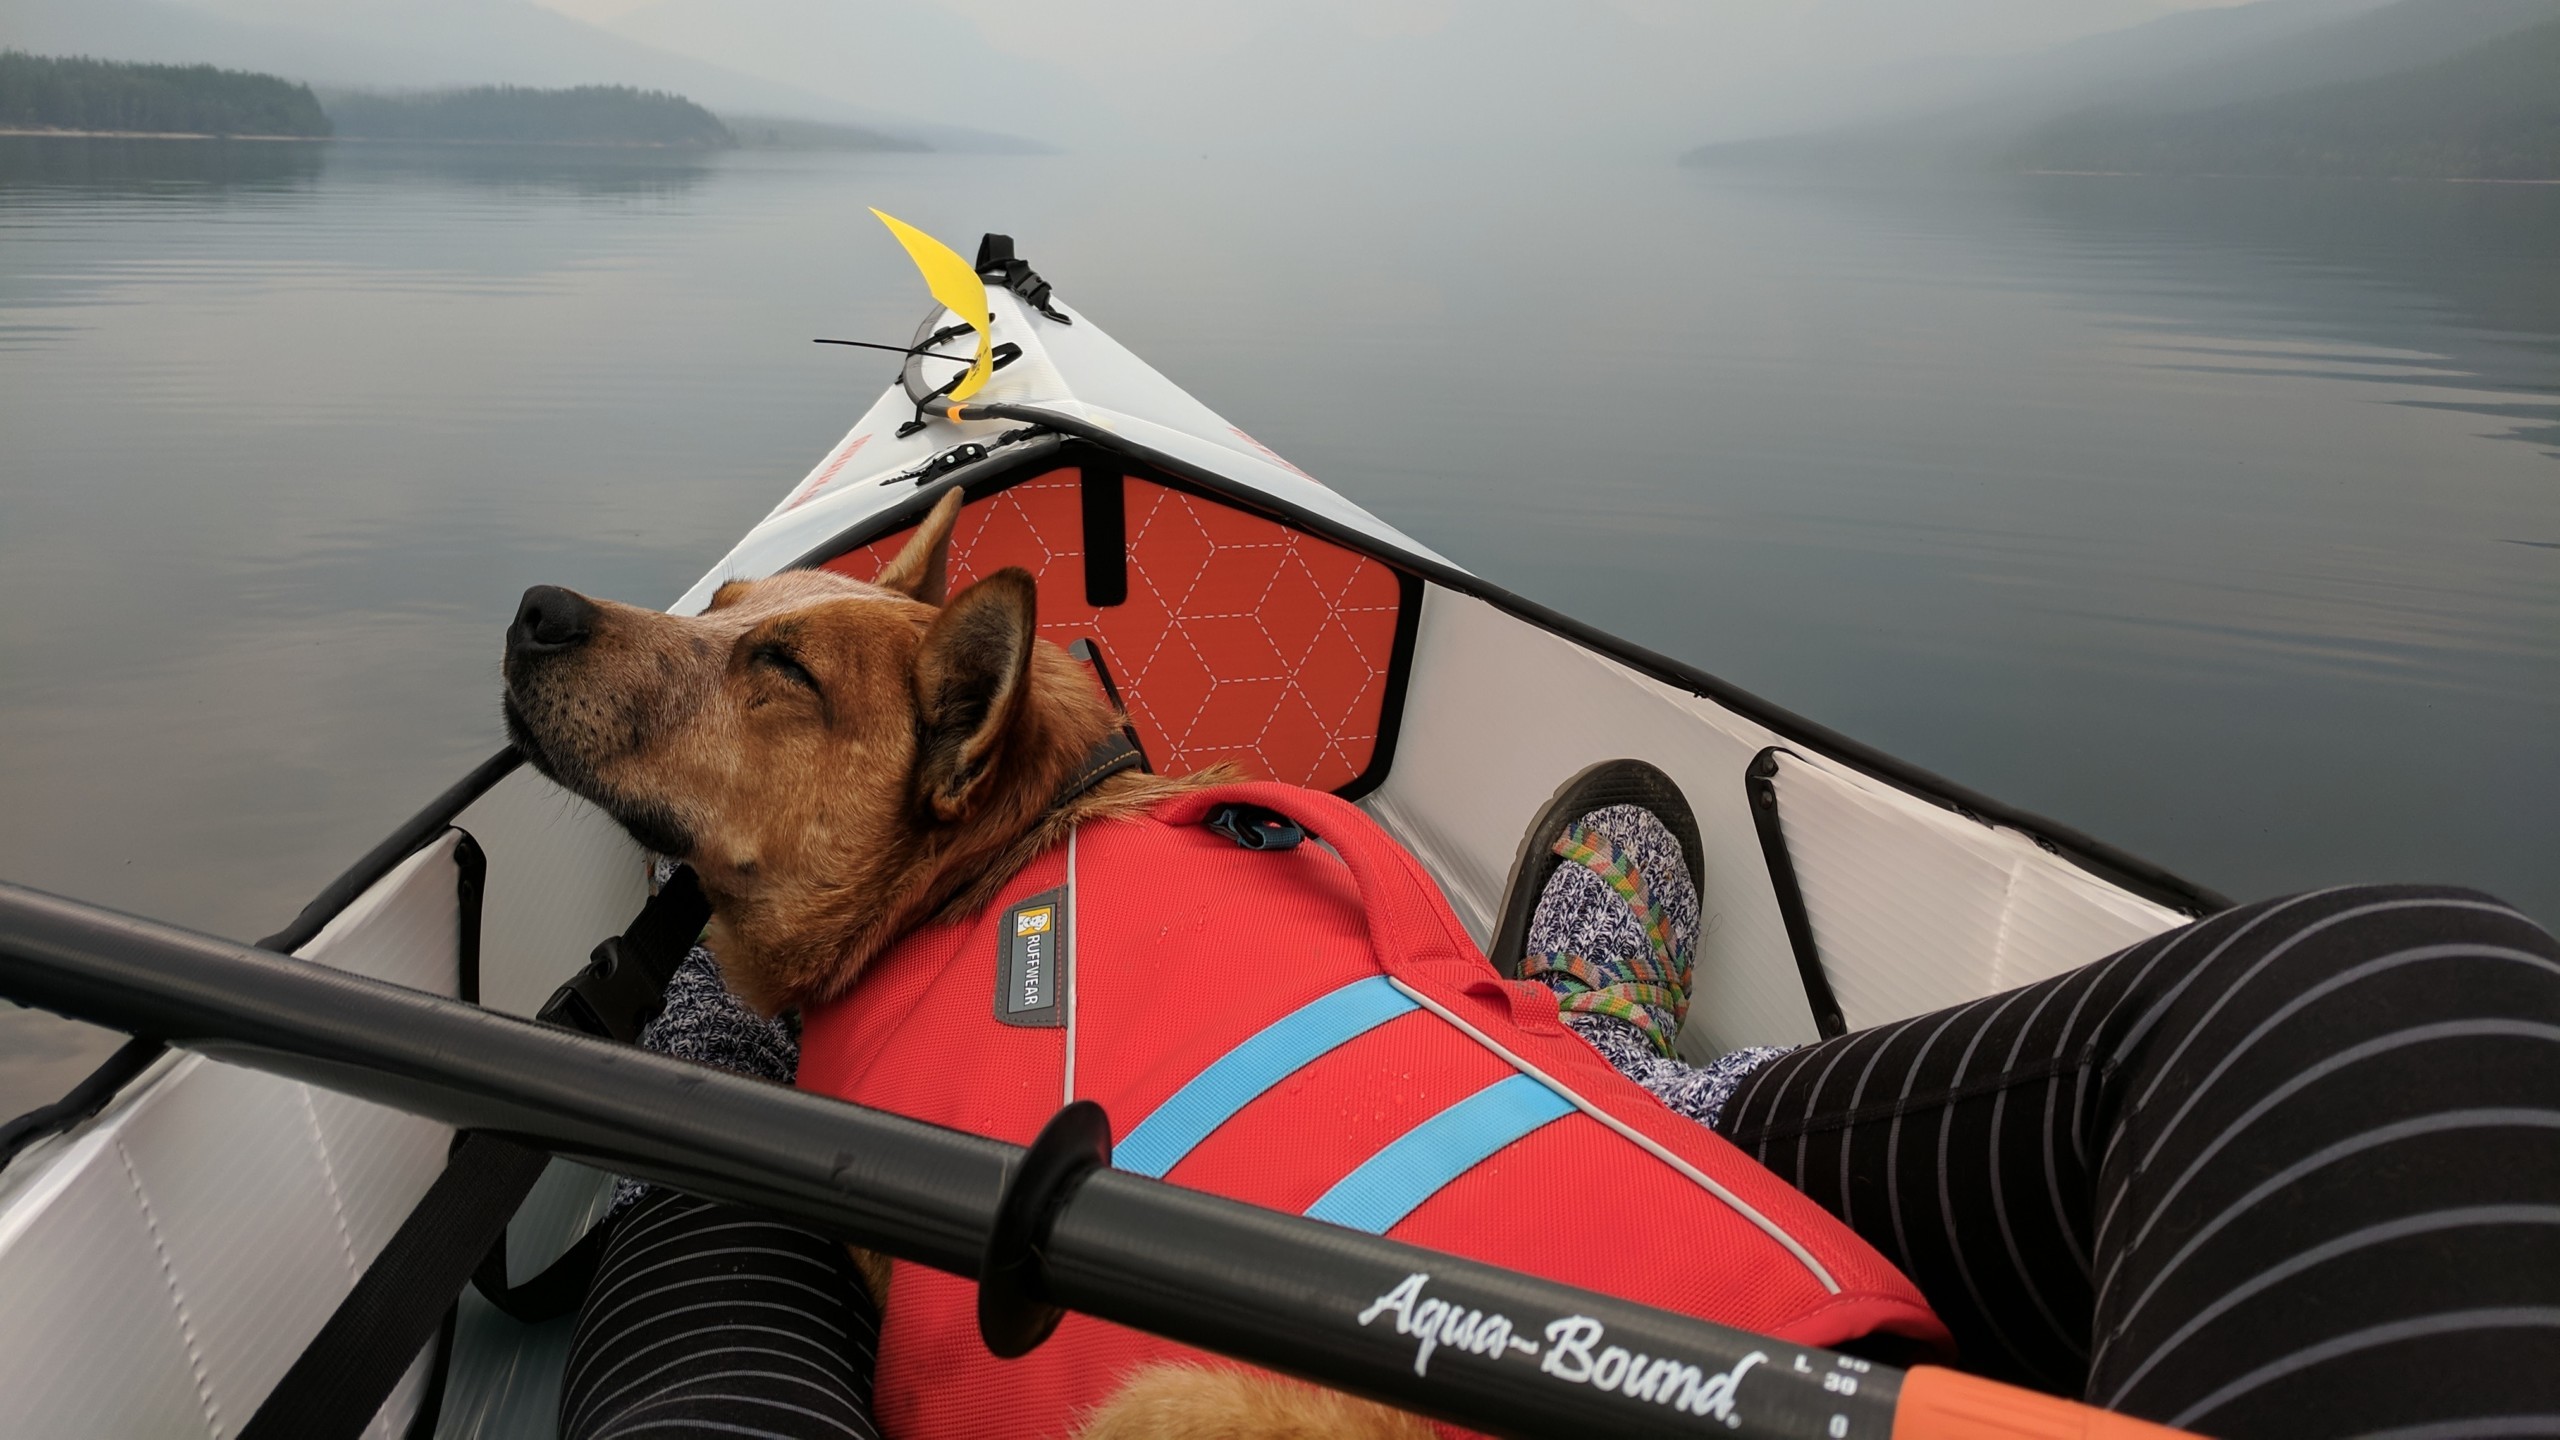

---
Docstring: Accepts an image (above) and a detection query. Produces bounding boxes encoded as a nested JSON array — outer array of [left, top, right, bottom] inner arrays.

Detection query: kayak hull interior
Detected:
[[0, 835, 470, 1438]]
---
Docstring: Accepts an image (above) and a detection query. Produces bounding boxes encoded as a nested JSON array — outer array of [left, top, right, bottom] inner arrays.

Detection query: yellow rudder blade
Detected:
[[870, 209, 994, 402]]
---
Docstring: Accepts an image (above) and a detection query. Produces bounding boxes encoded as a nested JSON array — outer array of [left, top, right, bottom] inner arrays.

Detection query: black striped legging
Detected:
[[564, 885, 2560, 1439], [1714, 884, 2560, 1437], [561, 1186, 882, 1439]]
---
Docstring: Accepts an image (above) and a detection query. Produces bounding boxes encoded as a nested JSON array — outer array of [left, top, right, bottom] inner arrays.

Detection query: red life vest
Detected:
[[798, 782, 1944, 1439]]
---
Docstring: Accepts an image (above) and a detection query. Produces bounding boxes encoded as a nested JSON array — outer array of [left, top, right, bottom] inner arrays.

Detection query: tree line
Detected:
[[0, 52, 330, 136], [2, 54, 736, 148], [326, 86, 734, 147]]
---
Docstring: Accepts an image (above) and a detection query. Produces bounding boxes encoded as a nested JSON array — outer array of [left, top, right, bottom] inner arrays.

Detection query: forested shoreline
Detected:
[[1, 56, 737, 149], [0, 52, 329, 137], [327, 86, 733, 148]]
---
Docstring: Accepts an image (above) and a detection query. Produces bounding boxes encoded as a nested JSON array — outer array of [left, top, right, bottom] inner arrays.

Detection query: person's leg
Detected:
[[562, 1186, 880, 1440], [1521, 819, 2560, 1435], [561, 948, 881, 1440], [1708, 886, 2560, 1437]]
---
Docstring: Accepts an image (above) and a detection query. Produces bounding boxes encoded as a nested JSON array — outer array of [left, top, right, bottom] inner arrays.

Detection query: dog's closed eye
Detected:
[[753, 643, 821, 693]]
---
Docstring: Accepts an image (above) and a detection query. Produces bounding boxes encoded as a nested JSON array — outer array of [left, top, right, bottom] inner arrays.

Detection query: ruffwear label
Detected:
[[995, 886, 1068, 1028]]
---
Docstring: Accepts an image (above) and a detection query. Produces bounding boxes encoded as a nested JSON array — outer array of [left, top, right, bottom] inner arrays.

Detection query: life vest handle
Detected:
[[1163, 782, 1480, 971]]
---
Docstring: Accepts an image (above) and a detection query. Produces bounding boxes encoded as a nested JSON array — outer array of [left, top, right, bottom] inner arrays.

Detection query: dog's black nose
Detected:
[[510, 584, 597, 657]]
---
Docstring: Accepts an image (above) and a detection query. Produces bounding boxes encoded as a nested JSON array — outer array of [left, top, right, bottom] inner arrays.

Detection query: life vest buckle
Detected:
[[1205, 803, 1304, 851]]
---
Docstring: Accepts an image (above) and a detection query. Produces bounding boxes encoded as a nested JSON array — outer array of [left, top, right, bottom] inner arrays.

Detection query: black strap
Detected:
[[974, 232, 1071, 323], [536, 866, 711, 1043], [247, 870, 713, 1438], [1052, 732, 1146, 810], [241, 1133, 551, 1440], [1068, 637, 1149, 766], [473, 1216, 613, 1323]]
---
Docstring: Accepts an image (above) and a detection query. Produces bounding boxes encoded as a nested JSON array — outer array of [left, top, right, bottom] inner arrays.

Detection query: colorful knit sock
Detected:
[[1523, 805, 1698, 1054], [1524, 804, 1792, 1128]]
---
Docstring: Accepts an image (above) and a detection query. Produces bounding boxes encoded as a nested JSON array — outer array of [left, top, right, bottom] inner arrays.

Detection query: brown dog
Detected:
[[503, 491, 1430, 1439]]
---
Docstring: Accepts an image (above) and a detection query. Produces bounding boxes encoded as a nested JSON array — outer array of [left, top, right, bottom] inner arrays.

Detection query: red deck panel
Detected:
[[823, 469, 1403, 792]]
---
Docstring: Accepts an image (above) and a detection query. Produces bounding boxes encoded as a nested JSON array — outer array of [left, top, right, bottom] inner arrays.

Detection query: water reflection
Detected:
[[0, 135, 325, 195], [2012, 173, 2560, 459], [0, 134, 715, 199], [319, 140, 719, 197], [0, 136, 726, 352]]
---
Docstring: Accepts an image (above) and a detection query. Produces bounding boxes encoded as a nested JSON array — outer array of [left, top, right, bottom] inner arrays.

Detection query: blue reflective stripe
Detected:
[[1117, 976, 1420, 1179], [1303, 1074, 1576, 1234]]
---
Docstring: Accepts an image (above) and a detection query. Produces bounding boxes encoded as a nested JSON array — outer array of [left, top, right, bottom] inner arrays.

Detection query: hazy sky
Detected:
[[77, 0, 2282, 151], [519, 0, 2263, 149], [532, 0, 2249, 57]]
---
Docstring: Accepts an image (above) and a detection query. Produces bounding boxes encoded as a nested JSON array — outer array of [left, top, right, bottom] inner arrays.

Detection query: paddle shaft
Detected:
[[0, 879, 2184, 1440]]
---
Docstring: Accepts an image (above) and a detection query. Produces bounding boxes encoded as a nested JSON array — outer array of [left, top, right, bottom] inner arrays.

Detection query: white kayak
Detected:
[[0, 225, 2220, 1439]]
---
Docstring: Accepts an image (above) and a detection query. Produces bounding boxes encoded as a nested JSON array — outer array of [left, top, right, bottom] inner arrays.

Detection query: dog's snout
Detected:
[[510, 584, 598, 657]]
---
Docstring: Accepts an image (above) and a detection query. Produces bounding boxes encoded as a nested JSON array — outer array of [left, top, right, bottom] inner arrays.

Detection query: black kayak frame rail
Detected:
[[0, 748, 523, 1170], [851, 402, 2232, 921], [0, 878, 1912, 1440]]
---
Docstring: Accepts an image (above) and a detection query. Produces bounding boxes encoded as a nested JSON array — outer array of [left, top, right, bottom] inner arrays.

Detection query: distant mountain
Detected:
[[0, 0, 1039, 150], [328, 84, 732, 147], [722, 113, 928, 154], [2015, 14, 2560, 178], [2094, 0, 2560, 111], [0, 50, 329, 135], [594, 0, 1074, 151], [1687, 0, 2560, 169], [1710, 0, 2386, 150]]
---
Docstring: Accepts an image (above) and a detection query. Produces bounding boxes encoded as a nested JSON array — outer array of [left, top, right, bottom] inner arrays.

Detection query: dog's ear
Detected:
[[875, 489, 965, 605], [913, 567, 1037, 822]]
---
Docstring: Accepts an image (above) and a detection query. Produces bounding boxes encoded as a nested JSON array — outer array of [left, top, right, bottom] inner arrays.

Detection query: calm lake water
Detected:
[[3, 137, 2555, 1114]]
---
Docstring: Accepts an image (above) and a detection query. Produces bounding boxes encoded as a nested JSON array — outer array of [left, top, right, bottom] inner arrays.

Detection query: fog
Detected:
[[5, 0, 2299, 154]]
